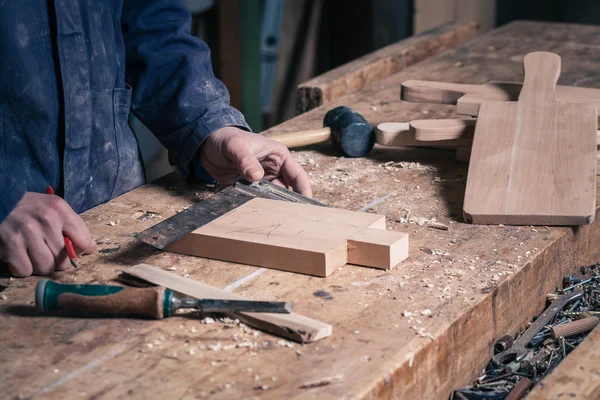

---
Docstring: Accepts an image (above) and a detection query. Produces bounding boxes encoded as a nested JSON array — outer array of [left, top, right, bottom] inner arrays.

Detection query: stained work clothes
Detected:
[[0, 0, 248, 222]]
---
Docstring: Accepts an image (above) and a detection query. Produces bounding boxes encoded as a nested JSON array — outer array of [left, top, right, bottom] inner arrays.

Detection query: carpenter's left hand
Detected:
[[198, 127, 312, 197]]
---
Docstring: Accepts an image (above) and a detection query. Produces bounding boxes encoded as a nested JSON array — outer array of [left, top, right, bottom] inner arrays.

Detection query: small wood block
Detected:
[[165, 198, 408, 277], [411, 118, 475, 145], [348, 228, 409, 269], [376, 122, 457, 149]]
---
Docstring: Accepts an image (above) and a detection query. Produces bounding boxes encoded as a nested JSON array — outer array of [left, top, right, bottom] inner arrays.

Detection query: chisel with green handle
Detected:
[[35, 280, 292, 319]]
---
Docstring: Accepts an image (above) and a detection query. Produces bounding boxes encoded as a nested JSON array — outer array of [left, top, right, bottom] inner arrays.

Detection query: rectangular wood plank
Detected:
[[122, 264, 332, 343]]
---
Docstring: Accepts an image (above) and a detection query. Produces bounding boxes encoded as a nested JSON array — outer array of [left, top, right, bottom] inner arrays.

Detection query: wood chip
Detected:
[[300, 374, 344, 389], [428, 222, 449, 231], [208, 343, 222, 351]]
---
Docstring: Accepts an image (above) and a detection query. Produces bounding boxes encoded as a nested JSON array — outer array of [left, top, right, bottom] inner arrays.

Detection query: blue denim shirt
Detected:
[[0, 0, 248, 222]]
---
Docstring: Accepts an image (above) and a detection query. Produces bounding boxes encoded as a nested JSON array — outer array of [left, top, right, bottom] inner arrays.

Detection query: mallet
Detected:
[[268, 106, 374, 158]]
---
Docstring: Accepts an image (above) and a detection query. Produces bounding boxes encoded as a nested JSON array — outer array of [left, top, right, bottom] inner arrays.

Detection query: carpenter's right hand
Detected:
[[0, 192, 97, 277]]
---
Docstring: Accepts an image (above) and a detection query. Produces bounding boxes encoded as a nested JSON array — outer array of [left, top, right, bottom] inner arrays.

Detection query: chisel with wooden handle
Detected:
[[35, 280, 292, 319]]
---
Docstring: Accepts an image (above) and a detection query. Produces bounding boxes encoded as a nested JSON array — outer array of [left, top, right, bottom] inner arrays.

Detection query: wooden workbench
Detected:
[[3, 20, 600, 400]]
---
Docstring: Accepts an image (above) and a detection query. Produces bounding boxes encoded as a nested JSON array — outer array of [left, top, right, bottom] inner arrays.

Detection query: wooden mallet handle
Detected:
[[268, 127, 331, 148]]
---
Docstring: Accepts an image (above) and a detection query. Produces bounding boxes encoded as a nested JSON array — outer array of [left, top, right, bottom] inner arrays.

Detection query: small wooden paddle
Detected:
[[463, 51, 597, 226]]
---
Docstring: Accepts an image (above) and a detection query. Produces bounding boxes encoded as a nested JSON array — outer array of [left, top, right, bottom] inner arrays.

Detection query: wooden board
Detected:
[[164, 198, 409, 277], [401, 79, 600, 124], [526, 325, 600, 399], [122, 264, 332, 343], [464, 52, 597, 225], [296, 20, 479, 113], [410, 119, 600, 145]]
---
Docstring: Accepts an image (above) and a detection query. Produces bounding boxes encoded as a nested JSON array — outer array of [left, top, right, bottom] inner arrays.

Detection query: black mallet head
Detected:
[[323, 106, 375, 157]]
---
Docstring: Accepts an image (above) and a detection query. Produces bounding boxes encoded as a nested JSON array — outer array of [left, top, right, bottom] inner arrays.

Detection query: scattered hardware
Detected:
[[450, 263, 600, 400]]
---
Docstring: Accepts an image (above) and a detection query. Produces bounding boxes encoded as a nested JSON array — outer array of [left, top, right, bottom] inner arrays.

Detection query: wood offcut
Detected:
[[164, 198, 409, 277]]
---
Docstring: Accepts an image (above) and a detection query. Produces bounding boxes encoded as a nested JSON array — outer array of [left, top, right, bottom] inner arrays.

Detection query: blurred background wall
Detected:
[[133, 0, 600, 182]]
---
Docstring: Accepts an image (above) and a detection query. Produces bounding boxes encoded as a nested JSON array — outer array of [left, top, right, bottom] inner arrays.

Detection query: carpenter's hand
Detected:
[[199, 126, 312, 197], [0, 192, 97, 277]]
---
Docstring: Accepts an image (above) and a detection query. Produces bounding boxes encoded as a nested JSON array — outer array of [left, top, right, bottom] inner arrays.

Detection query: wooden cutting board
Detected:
[[401, 79, 600, 124], [164, 198, 409, 277], [463, 52, 597, 226]]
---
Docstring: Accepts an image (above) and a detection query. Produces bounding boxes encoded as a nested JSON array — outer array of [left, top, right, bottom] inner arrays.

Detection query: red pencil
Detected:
[[45, 186, 79, 268]]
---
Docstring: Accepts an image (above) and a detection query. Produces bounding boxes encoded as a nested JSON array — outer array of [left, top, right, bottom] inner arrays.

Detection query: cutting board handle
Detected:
[[519, 52, 561, 102]]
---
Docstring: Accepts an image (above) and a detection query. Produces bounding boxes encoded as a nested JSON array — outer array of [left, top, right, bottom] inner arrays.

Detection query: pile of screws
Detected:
[[450, 263, 600, 400]]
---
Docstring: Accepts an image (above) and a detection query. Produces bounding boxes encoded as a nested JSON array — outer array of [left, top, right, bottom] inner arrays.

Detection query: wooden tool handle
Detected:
[[410, 119, 476, 142], [268, 127, 331, 148], [505, 377, 533, 400], [550, 316, 599, 339], [36, 280, 170, 319], [400, 80, 480, 104], [520, 52, 561, 102], [375, 122, 457, 148]]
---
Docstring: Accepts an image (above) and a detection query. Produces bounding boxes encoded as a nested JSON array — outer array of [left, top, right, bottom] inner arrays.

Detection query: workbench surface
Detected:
[[3, 21, 600, 400]]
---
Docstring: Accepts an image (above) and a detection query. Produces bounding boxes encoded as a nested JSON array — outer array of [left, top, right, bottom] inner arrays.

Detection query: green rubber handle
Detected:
[[35, 280, 173, 319]]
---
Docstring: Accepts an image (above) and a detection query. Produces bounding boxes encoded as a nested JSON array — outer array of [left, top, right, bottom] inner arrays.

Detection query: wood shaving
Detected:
[[428, 221, 449, 230], [208, 343, 222, 351], [276, 339, 294, 348], [300, 374, 344, 389]]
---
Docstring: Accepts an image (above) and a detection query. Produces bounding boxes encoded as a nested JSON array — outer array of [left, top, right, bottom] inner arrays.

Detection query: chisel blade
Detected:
[[194, 299, 293, 314]]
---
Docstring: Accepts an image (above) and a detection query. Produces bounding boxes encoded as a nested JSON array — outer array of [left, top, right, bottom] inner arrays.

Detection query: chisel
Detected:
[[35, 280, 292, 319]]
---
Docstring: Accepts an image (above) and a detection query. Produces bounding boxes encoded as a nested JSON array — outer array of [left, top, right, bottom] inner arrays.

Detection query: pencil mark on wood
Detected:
[[267, 224, 281, 239], [228, 224, 282, 239]]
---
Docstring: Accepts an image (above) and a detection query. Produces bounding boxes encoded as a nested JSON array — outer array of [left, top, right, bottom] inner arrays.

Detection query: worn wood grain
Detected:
[[2, 21, 600, 400], [295, 20, 479, 114]]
